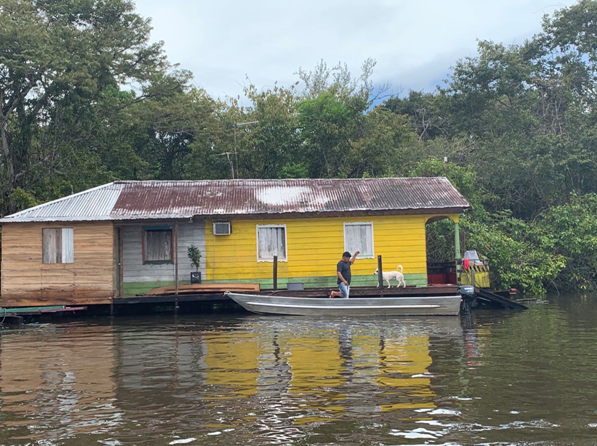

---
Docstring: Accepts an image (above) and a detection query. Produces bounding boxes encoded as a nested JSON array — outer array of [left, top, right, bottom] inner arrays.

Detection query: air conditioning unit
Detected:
[[213, 222, 231, 235]]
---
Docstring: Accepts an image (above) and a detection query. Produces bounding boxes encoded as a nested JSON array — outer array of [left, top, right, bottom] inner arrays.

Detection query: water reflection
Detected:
[[0, 325, 120, 442], [12, 305, 597, 444], [0, 316, 467, 444]]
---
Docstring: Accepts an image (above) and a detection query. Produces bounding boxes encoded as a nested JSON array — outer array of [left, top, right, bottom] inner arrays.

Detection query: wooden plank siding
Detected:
[[1, 222, 114, 307], [121, 221, 206, 296], [203, 213, 459, 288]]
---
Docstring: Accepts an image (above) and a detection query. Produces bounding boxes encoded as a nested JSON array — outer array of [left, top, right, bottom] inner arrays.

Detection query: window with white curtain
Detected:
[[344, 222, 374, 258], [257, 225, 287, 261], [42, 228, 74, 264]]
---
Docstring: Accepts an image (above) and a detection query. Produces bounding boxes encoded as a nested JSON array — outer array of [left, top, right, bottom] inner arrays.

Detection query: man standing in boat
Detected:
[[330, 251, 359, 299]]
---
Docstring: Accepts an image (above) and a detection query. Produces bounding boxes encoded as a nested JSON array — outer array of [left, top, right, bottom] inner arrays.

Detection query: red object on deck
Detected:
[[428, 273, 457, 285], [463, 258, 470, 269]]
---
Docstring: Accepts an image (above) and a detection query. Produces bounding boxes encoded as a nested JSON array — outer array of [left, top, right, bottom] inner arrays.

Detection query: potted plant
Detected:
[[188, 245, 202, 284]]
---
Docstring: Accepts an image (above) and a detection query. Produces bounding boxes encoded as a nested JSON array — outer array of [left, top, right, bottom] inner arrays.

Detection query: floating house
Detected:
[[0, 178, 471, 308]]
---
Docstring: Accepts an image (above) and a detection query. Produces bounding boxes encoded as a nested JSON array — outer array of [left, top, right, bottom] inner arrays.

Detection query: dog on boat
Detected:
[[374, 265, 406, 288]]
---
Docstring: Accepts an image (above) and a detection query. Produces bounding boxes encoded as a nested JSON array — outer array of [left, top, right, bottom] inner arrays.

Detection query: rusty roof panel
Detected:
[[0, 178, 470, 223], [109, 178, 470, 219]]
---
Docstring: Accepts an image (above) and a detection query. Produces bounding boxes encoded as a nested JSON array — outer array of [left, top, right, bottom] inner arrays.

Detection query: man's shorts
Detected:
[[338, 282, 350, 299]]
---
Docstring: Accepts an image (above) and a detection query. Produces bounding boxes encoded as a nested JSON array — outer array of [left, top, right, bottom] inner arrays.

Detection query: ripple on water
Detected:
[[0, 301, 597, 445]]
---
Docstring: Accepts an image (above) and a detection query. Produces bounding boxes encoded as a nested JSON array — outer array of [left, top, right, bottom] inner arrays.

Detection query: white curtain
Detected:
[[258, 227, 286, 261], [344, 223, 373, 257], [43, 228, 74, 263], [61, 228, 74, 263]]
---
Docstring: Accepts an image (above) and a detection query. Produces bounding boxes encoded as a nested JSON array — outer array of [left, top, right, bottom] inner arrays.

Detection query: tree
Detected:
[[235, 84, 303, 179], [183, 84, 303, 181], [296, 58, 376, 100], [346, 107, 415, 177], [533, 193, 597, 291], [0, 0, 170, 216], [383, 91, 447, 140]]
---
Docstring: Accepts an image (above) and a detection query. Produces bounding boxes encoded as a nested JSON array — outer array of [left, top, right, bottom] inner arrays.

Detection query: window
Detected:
[[344, 222, 374, 258], [42, 228, 74, 264], [257, 225, 287, 261], [143, 227, 173, 263]]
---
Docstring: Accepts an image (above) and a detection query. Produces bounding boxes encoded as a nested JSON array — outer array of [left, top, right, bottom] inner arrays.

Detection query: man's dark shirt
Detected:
[[337, 260, 351, 285]]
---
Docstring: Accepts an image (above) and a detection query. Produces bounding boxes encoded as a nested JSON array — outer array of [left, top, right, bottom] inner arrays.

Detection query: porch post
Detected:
[[174, 222, 179, 308], [454, 221, 462, 284], [118, 227, 124, 298], [454, 222, 461, 260]]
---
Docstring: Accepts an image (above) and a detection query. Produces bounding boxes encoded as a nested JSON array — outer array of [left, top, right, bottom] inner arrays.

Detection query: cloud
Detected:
[[134, 0, 577, 99]]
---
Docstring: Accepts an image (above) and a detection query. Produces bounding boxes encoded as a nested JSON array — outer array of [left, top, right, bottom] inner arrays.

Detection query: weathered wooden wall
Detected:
[[0, 222, 114, 307], [121, 221, 206, 296]]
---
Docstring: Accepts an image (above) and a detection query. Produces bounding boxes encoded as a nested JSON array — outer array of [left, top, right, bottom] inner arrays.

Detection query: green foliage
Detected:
[[533, 193, 597, 290], [463, 214, 565, 295], [239, 84, 302, 179], [8, 187, 39, 211], [0, 0, 169, 215], [347, 107, 416, 177], [383, 91, 445, 140], [297, 91, 367, 178], [408, 158, 488, 211], [426, 219, 456, 263], [187, 245, 202, 272]]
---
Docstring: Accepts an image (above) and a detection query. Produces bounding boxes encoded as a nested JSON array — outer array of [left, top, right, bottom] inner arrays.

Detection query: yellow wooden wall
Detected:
[[204, 213, 459, 283], [0, 222, 114, 306]]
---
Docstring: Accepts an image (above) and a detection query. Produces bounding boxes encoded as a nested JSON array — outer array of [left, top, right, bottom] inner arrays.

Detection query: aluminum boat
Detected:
[[225, 292, 462, 316]]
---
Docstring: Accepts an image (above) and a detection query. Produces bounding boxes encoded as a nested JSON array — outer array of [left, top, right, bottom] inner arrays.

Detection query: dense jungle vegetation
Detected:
[[2, 0, 597, 294]]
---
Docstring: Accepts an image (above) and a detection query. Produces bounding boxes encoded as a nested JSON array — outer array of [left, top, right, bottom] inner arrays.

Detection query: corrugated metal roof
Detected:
[[0, 183, 124, 223], [1, 178, 470, 223]]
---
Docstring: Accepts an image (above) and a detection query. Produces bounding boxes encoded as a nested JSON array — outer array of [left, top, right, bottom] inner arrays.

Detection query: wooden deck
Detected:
[[115, 283, 262, 304], [474, 287, 528, 310], [144, 283, 260, 296]]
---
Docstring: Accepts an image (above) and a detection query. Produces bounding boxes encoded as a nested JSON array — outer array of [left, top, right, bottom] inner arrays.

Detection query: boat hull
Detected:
[[226, 293, 461, 316]]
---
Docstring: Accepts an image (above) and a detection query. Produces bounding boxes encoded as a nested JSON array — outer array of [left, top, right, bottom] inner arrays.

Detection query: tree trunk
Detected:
[[0, 115, 15, 216]]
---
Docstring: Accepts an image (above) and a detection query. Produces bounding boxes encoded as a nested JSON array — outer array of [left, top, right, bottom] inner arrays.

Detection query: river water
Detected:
[[0, 295, 596, 445]]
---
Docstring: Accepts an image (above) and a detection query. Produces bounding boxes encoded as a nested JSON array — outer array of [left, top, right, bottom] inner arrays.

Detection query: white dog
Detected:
[[374, 265, 406, 288]]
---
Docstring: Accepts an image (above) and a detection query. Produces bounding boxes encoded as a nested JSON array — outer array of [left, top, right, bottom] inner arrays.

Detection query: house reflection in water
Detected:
[[0, 318, 462, 443], [203, 332, 262, 398], [201, 323, 438, 423], [0, 326, 118, 442]]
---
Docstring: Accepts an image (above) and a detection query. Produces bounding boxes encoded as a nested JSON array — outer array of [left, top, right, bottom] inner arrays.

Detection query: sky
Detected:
[[133, 0, 577, 100]]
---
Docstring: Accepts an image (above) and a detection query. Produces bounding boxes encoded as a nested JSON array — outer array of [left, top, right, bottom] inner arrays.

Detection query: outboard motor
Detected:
[[458, 285, 476, 314], [458, 285, 475, 297]]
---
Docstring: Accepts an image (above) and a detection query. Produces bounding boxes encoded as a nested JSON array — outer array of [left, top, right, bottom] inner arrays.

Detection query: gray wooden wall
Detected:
[[122, 221, 206, 284]]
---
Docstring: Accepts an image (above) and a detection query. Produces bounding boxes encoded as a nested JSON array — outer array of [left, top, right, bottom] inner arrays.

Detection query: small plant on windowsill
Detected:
[[188, 245, 202, 284]]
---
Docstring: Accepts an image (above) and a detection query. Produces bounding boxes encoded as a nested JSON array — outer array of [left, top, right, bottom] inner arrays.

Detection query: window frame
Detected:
[[343, 222, 375, 259], [256, 224, 288, 262], [42, 227, 74, 264], [142, 226, 174, 265]]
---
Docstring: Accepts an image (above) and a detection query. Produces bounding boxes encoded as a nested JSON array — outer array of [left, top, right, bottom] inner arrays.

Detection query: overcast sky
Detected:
[[133, 0, 577, 100]]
